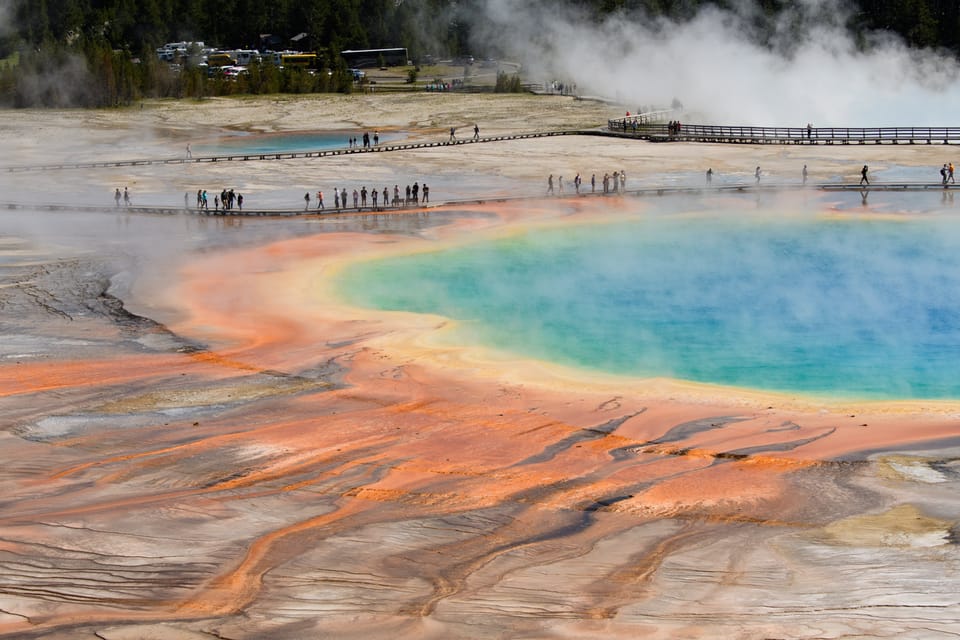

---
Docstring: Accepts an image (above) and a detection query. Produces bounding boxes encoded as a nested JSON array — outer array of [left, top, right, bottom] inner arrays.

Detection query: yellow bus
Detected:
[[206, 52, 237, 67], [278, 53, 317, 68]]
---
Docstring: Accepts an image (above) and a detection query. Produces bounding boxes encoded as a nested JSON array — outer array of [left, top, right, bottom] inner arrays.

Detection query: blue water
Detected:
[[337, 214, 960, 399], [195, 131, 399, 155]]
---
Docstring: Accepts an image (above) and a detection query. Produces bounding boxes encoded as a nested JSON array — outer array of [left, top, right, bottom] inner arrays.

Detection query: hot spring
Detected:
[[336, 204, 960, 400], [194, 130, 400, 155]]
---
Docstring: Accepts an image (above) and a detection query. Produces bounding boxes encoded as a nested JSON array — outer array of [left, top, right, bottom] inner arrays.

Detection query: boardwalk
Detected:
[[4, 182, 957, 218], [7, 122, 958, 175], [605, 120, 960, 145], [1, 131, 581, 174]]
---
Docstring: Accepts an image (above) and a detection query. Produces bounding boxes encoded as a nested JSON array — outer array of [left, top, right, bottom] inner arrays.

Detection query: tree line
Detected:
[[2, 0, 959, 107]]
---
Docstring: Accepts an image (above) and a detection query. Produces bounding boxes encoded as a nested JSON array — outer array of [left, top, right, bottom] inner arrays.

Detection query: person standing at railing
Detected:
[[806, 123, 812, 140]]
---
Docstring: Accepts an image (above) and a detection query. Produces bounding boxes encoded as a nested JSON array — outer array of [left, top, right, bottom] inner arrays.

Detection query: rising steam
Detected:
[[473, 0, 960, 126]]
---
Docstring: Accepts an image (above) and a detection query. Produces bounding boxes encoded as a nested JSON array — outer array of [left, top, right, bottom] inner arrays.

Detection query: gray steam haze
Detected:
[[0, 0, 11, 38], [474, 0, 960, 125]]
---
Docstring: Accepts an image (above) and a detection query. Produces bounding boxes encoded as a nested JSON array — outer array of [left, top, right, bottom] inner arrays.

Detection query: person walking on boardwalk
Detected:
[[123, 187, 131, 206], [860, 164, 869, 185], [304, 192, 310, 210], [237, 193, 243, 211], [591, 173, 596, 193], [115, 188, 122, 207], [755, 166, 761, 183], [317, 191, 324, 210], [547, 174, 554, 195], [574, 173, 581, 194], [449, 127, 457, 143], [802, 164, 808, 185], [334, 189, 340, 209], [950, 162, 956, 183], [473, 124, 480, 140], [186, 143, 192, 158], [942, 164, 948, 185], [422, 184, 429, 203], [706, 168, 713, 184]]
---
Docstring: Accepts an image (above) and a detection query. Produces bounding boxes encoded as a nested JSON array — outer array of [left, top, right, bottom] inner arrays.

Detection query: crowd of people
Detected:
[[547, 170, 626, 196], [306, 182, 430, 212], [189, 188, 244, 212]]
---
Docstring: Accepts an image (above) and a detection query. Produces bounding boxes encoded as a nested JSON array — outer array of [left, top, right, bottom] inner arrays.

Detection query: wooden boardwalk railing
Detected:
[[606, 121, 960, 145]]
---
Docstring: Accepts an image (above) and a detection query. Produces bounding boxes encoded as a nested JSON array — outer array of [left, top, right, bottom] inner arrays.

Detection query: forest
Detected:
[[1, 0, 959, 107]]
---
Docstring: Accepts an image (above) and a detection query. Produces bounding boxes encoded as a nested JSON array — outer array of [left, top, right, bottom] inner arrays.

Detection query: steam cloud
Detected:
[[474, 0, 960, 126]]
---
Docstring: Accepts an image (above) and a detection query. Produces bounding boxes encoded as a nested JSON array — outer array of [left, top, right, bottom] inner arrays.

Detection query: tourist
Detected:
[[706, 168, 713, 184], [941, 164, 948, 185], [860, 165, 869, 185], [591, 173, 596, 193], [558, 176, 564, 194], [123, 187, 130, 206], [383, 187, 390, 207], [547, 174, 554, 195], [574, 173, 581, 194], [374, 131, 379, 146], [237, 193, 243, 211], [334, 189, 340, 209], [802, 165, 808, 185], [317, 190, 324, 210], [186, 143, 192, 158], [115, 188, 122, 207], [449, 127, 457, 143], [474, 124, 480, 140], [352, 189, 359, 208], [422, 184, 429, 203], [361, 186, 368, 208], [371, 188, 378, 209], [304, 192, 310, 210]]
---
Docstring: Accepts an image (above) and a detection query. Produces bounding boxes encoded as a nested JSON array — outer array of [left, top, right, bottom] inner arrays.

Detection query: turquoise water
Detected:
[[337, 214, 960, 399], [195, 131, 398, 155]]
